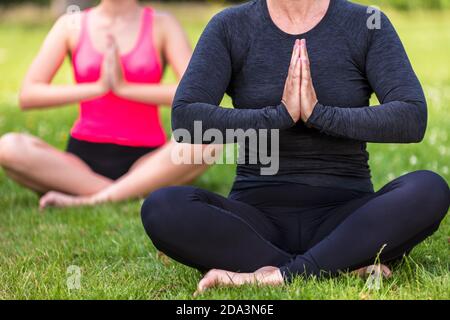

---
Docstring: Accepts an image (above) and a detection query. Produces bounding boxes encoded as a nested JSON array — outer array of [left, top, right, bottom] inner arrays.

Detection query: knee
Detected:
[[0, 133, 28, 169], [404, 170, 449, 221], [141, 187, 173, 237], [141, 186, 196, 244]]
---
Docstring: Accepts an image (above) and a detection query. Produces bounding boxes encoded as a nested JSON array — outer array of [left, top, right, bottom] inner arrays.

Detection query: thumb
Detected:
[[107, 35, 120, 56]]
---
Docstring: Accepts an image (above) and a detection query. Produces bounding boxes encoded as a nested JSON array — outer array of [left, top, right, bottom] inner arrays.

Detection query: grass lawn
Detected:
[[0, 3, 449, 300]]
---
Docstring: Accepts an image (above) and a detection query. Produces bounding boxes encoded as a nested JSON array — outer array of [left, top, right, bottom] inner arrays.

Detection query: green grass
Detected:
[[0, 4, 449, 300]]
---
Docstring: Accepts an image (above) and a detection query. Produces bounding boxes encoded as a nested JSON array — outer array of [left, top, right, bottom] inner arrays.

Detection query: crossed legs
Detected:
[[0, 133, 214, 206], [141, 171, 449, 280]]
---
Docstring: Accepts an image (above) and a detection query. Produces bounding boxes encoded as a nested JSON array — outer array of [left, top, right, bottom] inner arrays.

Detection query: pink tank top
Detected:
[[71, 7, 166, 147]]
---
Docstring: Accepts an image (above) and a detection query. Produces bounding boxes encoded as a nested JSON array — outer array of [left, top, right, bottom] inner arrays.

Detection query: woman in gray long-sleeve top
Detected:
[[141, 0, 450, 293]]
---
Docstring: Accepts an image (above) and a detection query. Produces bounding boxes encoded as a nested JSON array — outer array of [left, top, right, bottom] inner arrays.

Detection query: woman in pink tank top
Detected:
[[0, 0, 215, 208]]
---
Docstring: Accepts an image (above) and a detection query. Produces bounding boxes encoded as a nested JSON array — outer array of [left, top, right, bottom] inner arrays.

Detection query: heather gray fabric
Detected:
[[172, 0, 427, 193]]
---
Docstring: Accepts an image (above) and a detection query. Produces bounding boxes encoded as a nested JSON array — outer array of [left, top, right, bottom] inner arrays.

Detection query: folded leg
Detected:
[[141, 186, 292, 272], [281, 170, 450, 280]]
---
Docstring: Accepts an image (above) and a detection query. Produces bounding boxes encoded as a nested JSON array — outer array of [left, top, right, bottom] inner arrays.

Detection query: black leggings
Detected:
[[141, 170, 449, 281]]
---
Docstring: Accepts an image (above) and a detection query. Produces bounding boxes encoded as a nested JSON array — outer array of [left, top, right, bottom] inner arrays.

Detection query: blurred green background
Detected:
[[2, 0, 450, 10], [0, 1, 448, 299]]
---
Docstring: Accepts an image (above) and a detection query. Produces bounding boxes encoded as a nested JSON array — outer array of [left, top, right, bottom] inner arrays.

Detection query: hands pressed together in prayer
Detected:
[[97, 34, 127, 96], [282, 38, 318, 124]]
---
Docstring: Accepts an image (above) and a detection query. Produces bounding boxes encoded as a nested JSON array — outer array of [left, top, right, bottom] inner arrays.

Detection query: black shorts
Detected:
[[67, 137, 158, 180]]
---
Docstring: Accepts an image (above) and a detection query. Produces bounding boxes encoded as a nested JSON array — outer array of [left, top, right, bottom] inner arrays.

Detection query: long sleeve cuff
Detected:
[[275, 102, 296, 129], [305, 102, 327, 130]]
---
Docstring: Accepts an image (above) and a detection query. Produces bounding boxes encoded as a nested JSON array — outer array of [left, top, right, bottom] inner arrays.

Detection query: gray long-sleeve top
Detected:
[[172, 0, 427, 193]]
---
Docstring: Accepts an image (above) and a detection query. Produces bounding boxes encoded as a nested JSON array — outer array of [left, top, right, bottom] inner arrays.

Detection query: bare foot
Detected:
[[354, 264, 392, 279], [193, 266, 283, 297], [39, 191, 86, 210]]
